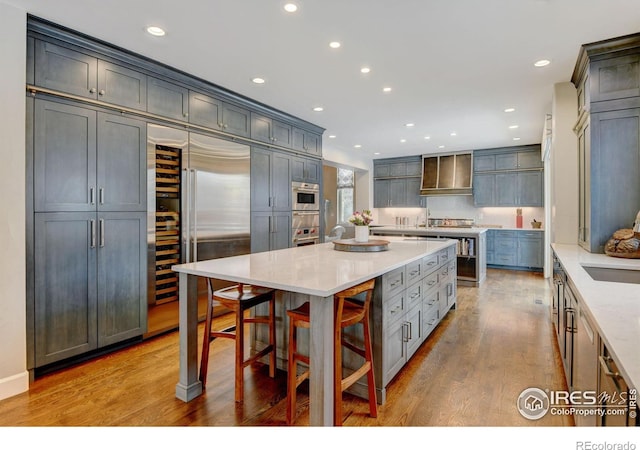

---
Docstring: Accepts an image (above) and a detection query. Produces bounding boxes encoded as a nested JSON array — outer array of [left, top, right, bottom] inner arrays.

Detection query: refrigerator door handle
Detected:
[[183, 167, 191, 263], [192, 169, 198, 263]]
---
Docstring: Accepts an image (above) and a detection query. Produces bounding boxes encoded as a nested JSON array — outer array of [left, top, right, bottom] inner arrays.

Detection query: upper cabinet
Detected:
[[472, 145, 543, 207], [373, 156, 423, 208], [251, 113, 293, 147], [34, 40, 147, 110], [147, 77, 189, 121], [572, 33, 640, 253], [420, 152, 472, 196], [292, 127, 322, 156], [189, 91, 250, 137]]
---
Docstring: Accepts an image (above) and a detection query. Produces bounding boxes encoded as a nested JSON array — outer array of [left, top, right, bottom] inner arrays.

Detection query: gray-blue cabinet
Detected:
[[188, 91, 251, 137], [291, 155, 321, 184], [487, 229, 543, 269], [250, 147, 292, 212], [147, 77, 189, 121], [292, 127, 322, 156], [517, 231, 543, 268], [373, 156, 423, 208], [251, 113, 293, 148], [250, 211, 291, 253]]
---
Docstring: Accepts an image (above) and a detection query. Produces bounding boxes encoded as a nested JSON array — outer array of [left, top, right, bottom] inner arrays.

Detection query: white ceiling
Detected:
[[10, 0, 640, 162]]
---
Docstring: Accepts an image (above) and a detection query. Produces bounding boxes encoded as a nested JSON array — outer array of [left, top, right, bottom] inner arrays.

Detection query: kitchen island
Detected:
[[172, 236, 456, 426], [372, 226, 488, 286]]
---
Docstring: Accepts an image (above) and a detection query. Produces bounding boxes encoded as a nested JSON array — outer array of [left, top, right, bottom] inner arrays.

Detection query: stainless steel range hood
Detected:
[[420, 152, 473, 196]]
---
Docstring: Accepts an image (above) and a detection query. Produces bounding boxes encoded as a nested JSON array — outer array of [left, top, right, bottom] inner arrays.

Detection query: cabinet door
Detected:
[[250, 211, 272, 253], [405, 160, 422, 177], [291, 156, 320, 184], [495, 173, 517, 206], [97, 60, 147, 110], [97, 212, 147, 346], [495, 153, 517, 170], [147, 77, 189, 121], [250, 147, 272, 212], [578, 120, 591, 249], [34, 212, 98, 366], [590, 54, 640, 103], [389, 178, 407, 207], [517, 236, 543, 268], [474, 154, 495, 172], [406, 305, 422, 358], [272, 120, 293, 148], [97, 113, 146, 211], [188, 91, 223, 130], [34, 40, 98, 99], [293, 129, 322, 156], [589, 109, 640, 253], [222, 103, 251, 137], [382, 320, 407, 385], [373, 179, 390, 208], [271, 152, 292, 211], [405, 177, 422, 207], [271, 212, 292, 250], [304, 159, 321, 184], [473, 173, 495, 206], [517, 151, 543, 169], [517, 171, 543, 206], [374, 162, 391, 178], [251, 113, 274, 144], [34, 100, 97, 212], [574, 301, 599, 426]]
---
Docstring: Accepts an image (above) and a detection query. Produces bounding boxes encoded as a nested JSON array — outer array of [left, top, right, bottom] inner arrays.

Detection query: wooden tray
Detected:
[[333, 238, 390, 252]]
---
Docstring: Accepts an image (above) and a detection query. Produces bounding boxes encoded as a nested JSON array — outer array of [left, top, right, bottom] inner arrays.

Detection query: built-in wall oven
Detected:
[[292, 211, 320, 246], [292, 181, 320, 211]]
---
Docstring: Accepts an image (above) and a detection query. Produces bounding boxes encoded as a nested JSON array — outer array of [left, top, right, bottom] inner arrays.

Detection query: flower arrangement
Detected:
[[348, 209, 373, 226]]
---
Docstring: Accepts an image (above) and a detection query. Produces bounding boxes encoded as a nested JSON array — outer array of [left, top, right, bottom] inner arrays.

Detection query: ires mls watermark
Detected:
[[516, 387, 638, 420]]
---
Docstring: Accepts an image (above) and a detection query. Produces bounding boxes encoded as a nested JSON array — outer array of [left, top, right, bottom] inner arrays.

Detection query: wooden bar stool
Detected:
[[199, 281, 277, 403], [286, 279, 377, 425]]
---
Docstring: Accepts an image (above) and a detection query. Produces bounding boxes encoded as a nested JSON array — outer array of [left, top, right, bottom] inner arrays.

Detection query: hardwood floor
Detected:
[[0, 268, 573, 427]]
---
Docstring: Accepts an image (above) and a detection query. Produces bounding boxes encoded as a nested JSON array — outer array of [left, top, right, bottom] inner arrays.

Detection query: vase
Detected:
[[354, 225, 369, 243]]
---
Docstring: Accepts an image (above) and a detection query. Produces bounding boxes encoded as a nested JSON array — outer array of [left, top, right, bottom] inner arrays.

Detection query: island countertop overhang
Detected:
[[172, 237, 457, 297]]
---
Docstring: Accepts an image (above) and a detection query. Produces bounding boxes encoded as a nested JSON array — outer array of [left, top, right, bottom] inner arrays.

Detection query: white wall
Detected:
[[0, 1, 29, 401], [550, 82, 579, 244]]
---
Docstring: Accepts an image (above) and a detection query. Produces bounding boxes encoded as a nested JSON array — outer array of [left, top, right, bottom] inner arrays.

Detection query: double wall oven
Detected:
[[291, 181, 320, 246]]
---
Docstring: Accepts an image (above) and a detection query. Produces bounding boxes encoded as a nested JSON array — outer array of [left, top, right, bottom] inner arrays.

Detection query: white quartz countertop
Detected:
[[172, 236, 456, 298], [552, 243, 640, 390], [372, 226, 488, 235]]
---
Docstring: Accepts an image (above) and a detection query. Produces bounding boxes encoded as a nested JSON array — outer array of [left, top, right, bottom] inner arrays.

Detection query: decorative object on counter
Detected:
[[634, 210, 640, 233], [349, 209, 373, 242], [604, 228, 640, 259], [516, 208, 523, 229], [531, 219, 542, 229], [333, 238, 390, 252]]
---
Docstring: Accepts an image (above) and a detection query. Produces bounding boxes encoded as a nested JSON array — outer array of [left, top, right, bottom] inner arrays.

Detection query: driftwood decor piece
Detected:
[[604, 228, 640, 258]]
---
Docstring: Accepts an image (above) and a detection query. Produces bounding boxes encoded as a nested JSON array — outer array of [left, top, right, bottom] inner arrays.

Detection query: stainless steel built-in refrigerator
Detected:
[[146, 124, 251, 336]]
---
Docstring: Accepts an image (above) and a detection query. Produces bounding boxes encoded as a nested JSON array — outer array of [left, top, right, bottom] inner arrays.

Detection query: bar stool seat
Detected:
[[199, 281, 277, 403], [286, 279, 377, 425]]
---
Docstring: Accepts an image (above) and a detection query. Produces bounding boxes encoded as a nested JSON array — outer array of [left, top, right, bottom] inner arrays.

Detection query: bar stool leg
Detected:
[[363, 309, 378, 418], [269, 295, 276, 378], [235, 305, 244, 403], [334, 303, 343, 426], [199, 294, 214, 388], [286, 318, 297, 425]]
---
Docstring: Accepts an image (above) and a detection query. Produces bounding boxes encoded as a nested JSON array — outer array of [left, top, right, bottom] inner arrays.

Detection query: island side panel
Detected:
[[175, 272, 203, 401], [309, 294, 335, 426]]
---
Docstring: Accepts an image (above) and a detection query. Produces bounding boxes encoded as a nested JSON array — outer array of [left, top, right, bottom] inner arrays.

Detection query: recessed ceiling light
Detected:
[[450, 132, 457, 136], [508, 125, 519, 129], [374, 152, 381, 155], [405, 123, 415, 128], [329, 41, 341, 49], [400, 139, 407, 143], [438, 145, 445, 149], [312, 106, 324, 112], [383, 87, 392, 93], [424, 136, 431, 140], [360, 67, 371, 74], [513, 137, 521, 141], [146, 26, 166, 37], [504, 108, 515, 113], [534, 59, 550, 67], [284, 3, 298, 12], [328, 135, 336, 139], [354, 144, 362, 148], [251, 77, 265, 84]]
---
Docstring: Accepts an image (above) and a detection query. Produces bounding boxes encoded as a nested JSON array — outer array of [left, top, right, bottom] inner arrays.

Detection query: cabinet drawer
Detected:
[[383, 292, 405, 328], [406, 281, 422, 310], [495, 238, 516, 251], [382, 266, 405, 297], [495, 230, 517, 238], [422, 253, 439, 273], [518, 231, 542, 239], [423, 288, 439, 314], [422, 270, 439, 292], [439, 263, 452, 280], [406, 259, 423, 286], [494, 253, 517, 266], [423, 304, 440, 338]]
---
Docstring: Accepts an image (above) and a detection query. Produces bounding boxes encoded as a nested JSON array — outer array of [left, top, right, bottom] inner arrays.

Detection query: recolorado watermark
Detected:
[[576, 442, 636, 450], [516, 386, 637, 420]]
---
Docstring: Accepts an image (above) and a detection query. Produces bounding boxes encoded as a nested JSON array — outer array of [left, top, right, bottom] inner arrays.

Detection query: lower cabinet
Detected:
[[487, 229, 543, 270], [33, 211, 147, 367], [250, 211, 292, 253], [371, 244, 458, 403]]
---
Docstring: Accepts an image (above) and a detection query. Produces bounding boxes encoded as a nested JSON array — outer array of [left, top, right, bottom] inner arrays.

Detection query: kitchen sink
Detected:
[[581, 265, 640, 284]]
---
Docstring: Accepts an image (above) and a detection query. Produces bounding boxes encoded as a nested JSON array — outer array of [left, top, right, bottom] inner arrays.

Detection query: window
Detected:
[[337, 168, 354, 223]]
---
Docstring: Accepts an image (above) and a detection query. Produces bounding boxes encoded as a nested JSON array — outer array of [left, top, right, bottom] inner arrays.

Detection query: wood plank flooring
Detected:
[[0, 269, 573, 427]]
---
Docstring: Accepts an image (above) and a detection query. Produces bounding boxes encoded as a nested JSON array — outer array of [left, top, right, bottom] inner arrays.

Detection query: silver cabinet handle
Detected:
[[99, 187, 104, 205], [90, 219, 96, 248], [89, 87, 97, 94], [99, 218, 105, 247], [90, 187, 95, 205], [99, 89, 105, 96], [599, 355, 620, 379], [191, 169, 198, 262], [182, 168, 191, 263]]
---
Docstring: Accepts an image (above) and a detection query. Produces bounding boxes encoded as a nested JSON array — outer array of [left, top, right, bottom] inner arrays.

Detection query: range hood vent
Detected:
[[420, 152, 473, 196]]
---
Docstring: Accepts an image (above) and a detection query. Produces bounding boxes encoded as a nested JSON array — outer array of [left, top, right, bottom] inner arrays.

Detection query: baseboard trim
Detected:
[[0, 371, 29, 401]]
